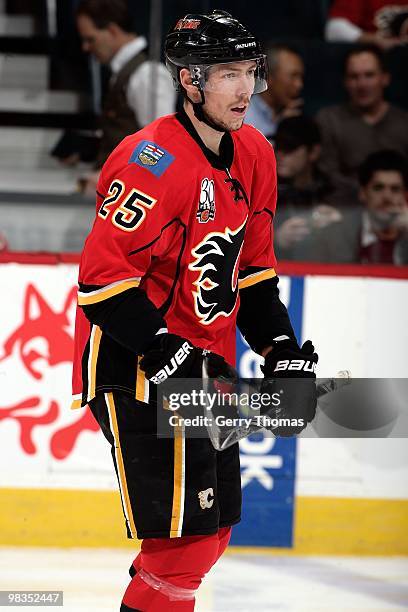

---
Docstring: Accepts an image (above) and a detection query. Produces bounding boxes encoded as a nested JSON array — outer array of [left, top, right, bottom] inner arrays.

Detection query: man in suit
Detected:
[[75, 0, 175, 194]]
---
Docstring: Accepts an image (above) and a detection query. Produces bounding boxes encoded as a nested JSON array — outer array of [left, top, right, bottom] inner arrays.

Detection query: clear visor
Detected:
[[189, 56, 268, 95]]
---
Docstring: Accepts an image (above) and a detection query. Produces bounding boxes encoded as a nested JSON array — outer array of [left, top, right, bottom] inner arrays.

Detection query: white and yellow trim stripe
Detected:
[[70, 394, 83, 410], [238, 268, 276, 290], [87, 325, 102, 403], [105, 392, 138, 539], [78, 278, 140, 305], [135, 358, 149, 403], [170, 418, 186, 538]]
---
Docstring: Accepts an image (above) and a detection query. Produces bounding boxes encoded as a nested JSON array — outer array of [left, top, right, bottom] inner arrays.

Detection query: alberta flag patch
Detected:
[[129, 140, 175, 177]]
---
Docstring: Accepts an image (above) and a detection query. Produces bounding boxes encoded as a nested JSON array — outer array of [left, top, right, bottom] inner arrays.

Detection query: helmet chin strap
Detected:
[[186, 90, 226, 133]]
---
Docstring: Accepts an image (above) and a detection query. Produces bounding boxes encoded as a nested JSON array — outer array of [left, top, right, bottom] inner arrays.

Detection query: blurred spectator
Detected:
[[274, 116, 347, 260], [244, 44, 304, 139], [316, 45, 408, 184], [325, 0, 408, 50], [68, 0, 175, 194], [306, 150, 408, 264], [0, 232, 9, 253]]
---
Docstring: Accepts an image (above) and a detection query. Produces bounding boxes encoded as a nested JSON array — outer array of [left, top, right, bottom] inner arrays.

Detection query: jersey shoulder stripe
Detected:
[[238, 267, 276, 290], [78, 278, 141, 305]]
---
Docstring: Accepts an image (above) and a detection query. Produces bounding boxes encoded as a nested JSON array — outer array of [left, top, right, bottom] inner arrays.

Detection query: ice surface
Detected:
[[0, 548, 407, 611]]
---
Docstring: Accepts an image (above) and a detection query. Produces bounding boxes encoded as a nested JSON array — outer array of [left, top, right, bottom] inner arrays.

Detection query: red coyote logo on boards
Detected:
[[0, 283, 99, 460]]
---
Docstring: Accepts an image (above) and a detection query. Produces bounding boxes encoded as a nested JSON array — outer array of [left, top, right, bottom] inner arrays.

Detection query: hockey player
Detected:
[[71, 10, 318, 611]]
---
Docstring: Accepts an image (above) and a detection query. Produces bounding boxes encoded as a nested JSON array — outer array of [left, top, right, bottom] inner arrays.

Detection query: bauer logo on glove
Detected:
[[140, 334, 200, 384], [274, 359, 317, 373], [149, 340, 194, 384]]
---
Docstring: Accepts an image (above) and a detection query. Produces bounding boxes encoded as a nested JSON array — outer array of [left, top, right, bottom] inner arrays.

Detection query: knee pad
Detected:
[[140, 531, 222, 590]]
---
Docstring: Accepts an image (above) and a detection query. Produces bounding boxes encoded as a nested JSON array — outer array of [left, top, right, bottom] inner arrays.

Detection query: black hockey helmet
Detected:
[[165, 9, 268, 94]]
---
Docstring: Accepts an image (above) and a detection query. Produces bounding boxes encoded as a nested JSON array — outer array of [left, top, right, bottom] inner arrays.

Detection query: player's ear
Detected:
[[179, 68, 201, 103], [107, 22, 121, 38]]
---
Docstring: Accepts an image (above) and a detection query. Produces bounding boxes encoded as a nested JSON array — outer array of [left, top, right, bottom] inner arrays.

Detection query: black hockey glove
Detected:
[[205, 352, 238, 385], [261, 337, 318, 437], [139, 333, 203, 383], [140, 334, 238, 431], [140, 333, 237, 384]]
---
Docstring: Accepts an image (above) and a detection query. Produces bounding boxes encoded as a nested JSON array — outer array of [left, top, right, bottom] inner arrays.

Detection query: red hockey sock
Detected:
[[215, 526, 231, 563], [122, 574, 194, 611], [130, 552, 142, 576], [123, 529, 230, 611]]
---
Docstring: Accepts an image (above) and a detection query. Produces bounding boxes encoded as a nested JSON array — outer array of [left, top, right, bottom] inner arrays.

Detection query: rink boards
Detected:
[[0, 257, 407, 554]]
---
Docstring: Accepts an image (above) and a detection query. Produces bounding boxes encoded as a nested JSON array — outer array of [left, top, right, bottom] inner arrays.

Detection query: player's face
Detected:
[[344, 53, 390, 110], [276, 145, 310, 179], [202, 61, 257, 131], [269, 51, 304, 108], [77, 14, 115, 64], [361, 170, 408, 224]]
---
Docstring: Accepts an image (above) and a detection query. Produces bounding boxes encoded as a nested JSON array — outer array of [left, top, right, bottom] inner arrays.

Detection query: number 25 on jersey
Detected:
[[98, 179, 157, 232]]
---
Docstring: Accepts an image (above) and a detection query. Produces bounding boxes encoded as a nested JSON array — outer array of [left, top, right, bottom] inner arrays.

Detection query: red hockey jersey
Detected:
[[72, 111, 277, 408]]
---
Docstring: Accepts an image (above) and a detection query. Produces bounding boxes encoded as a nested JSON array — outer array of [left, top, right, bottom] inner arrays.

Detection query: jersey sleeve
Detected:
[[75, 144, 178, 365], [237, 139, 296, 354], [238, 141, 277, 291], [78, 146, 178, 303]]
